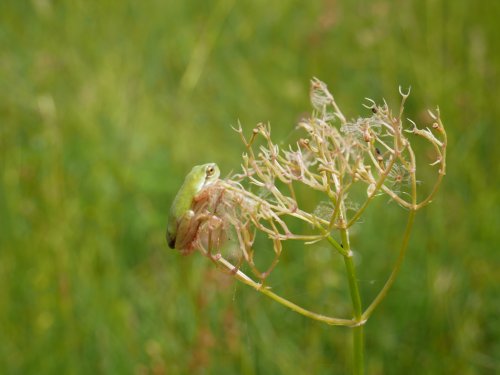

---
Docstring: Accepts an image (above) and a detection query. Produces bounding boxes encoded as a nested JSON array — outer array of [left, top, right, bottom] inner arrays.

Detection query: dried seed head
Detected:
[[180, 78, 446, 281], [388, 163, 411, 189]]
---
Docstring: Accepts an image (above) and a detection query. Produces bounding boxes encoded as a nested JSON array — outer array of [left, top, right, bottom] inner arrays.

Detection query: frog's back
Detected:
[[166, 166, 205, 247]]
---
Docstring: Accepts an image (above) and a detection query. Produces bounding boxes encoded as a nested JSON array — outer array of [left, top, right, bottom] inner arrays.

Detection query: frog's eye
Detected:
[[206, 165, 215, 177]]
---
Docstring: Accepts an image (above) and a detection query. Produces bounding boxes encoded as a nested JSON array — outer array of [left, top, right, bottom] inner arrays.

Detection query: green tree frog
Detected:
[[166, 163, 220, 250]]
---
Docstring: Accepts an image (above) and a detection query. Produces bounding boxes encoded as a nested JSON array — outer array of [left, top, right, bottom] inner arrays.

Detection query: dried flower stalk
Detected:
[[179, 78, 447, 328]]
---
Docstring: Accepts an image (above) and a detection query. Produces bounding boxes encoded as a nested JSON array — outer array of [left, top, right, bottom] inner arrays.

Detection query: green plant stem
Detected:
[[340, 228, 364, 375], [216, 256, 358, 327], [362, 209, 416, 320], [326, 234, 348, 256]]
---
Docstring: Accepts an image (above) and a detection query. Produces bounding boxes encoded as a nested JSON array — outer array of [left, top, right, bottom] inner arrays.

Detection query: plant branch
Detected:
[[362, 209, 416, 320], [215, 256, 361, 327]]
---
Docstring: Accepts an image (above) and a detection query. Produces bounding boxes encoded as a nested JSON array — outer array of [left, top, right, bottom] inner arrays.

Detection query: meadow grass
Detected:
[[0, 1, 499, 373]]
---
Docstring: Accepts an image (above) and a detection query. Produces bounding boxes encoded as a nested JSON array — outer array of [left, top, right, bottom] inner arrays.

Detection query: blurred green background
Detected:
[[1, 0, 499, 374]]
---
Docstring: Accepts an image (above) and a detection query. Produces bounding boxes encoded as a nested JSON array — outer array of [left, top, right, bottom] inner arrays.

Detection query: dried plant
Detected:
[[172, 78, 447, 374]]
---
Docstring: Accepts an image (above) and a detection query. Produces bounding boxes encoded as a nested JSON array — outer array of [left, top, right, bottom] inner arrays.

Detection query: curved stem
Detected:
[[362, 209, 416, 320], [415, 168, 445, 210], [216, 256, 359, 327]]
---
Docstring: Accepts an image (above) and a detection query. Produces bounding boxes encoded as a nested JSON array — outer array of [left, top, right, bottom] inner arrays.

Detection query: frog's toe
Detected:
[[166, 232, 176, 249]]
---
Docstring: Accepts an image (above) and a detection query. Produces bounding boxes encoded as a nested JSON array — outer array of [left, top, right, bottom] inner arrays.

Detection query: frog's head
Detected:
[[199, 163, 220, 188]]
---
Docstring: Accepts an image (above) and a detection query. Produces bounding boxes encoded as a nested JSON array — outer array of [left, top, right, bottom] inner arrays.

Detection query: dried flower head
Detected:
[[180, 79, 447, 285]]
